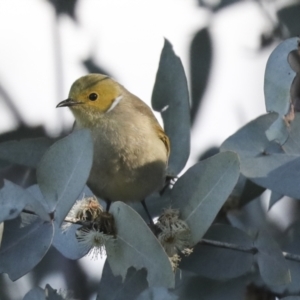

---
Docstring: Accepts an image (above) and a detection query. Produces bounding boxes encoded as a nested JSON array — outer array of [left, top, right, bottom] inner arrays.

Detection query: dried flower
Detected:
[[61, 195, 117, 259], [169, 254, 181, 271], [76, 227, 114, 259], [157, 208, 192, 257], [62, 196, 103, 231]]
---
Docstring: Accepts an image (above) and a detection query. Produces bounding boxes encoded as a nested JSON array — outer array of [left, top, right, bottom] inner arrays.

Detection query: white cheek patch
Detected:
[[107, 95, 123, 113]]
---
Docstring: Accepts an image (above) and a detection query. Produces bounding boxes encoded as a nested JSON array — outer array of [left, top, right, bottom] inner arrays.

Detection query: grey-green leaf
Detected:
[[37, 129, 93, 225], [0, 222, 3, 247], [0, 180, 49, 223], [107, 201, 175, 288], [282, 113, 300, 155], [136, 287, 178, 300], [52, 223, 88, 260], [97, 262, 148, 300], [190, 27, 212, 124], [44, 284, 66, 300], [152, 39, 190, 176], [264, 37, 298, 143], [0, 219, 53, 280], [255, 231, 291, 287], [23, 287, 46, 300], [268, 191, 283, 210], [0, 137, 54, 168], [171, 151, 239, 244], [221, 114, 300, 199], [180, 225, 254, 280]]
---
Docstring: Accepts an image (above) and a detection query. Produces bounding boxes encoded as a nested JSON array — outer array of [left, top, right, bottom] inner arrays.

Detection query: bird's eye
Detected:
[[89, 93, 98, 101]]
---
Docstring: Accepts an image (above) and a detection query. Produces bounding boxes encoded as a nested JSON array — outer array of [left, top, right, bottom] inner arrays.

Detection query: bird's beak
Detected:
[[56, 98, 83, 108]]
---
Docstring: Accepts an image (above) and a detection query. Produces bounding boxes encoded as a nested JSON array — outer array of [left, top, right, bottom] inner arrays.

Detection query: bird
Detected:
[[56, 74, 170, 216]]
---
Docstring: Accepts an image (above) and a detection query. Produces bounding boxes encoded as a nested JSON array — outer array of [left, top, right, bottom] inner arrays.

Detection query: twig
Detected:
[[283, 252, 300, 263], [20, 209, 300, 263], [200, 239, 258, 254]]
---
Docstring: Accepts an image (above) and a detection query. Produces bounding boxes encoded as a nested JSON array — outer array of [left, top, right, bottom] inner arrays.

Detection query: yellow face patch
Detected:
[[68, 74, 122, 113]]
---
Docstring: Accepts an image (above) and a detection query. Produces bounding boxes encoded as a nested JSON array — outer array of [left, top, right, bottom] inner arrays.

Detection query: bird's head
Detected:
[[56, 74, 123, 122]]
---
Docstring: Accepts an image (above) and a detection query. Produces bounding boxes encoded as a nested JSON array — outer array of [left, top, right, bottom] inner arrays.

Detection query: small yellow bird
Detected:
[[57, 74, 170, 211]]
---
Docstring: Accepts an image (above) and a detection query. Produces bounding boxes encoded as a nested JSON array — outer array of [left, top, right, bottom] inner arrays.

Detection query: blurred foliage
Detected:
[[47, 0, 78, 20], [1, 0, 300, 299]]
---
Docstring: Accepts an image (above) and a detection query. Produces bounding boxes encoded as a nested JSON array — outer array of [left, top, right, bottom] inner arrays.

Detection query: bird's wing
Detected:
[[156, 125, 170, 158], [130, 93, 170, 158]]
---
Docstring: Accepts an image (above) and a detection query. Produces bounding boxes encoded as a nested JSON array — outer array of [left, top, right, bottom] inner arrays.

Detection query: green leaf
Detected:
[[171, 151, 239, 244], [37, 129, 93, 225], [255, 231, 291, 287], [96, 262, 148, 300], [24, 284, 66, 300], [0, 180, 49, 223], [152, 39, 190, 176], [44, 284, 66, 300], [52, 223, 88, 260], [278, 4, 300, 37], [190, 27, 212, 124], [0, 219, 54, 280], [180, 225, 254, 280], [174, 271, 252, 300], [23, 287, 46, 300], [0, 137, 53, 168], [130, 191, 172, 222], [268, 191, 283, 210], [136, 287, 178, 300], [264, 37, 298, 143], [280, 221, 300, 294], [0, 222, 3, 248], [107, 202, 175, 288], [282, 113, 300, 155], [221, 114, 300, 199]]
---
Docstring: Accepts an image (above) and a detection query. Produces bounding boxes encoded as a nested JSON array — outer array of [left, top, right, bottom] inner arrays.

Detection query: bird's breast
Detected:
[[85, 117, 168, 202]]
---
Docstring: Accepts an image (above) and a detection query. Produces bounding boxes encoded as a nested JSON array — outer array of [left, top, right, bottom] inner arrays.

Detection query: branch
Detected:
[[21, 209, 300, 263], [200, 239, 300, 263], [200, 239, 257, 254]]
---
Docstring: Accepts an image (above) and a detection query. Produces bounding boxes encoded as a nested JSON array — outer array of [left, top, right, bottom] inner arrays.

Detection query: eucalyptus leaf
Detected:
[[152, 39, 190, 176], [0, 222, 3, 247], [37, 129, 93, 225], [136, 287, 178, 300], [0, 180, 49, 223], [107, 201, 175, 288], [278, 4, 300, 37], [268, 191, 283, 210], [97, 261, 148, 300], [190, 27, 212, 124], [281, 221, 300, 294], [221, 114, 300, 199], [282, 113, 300, 155], [264, 37, 298, 143], [265, 117, 289, 145], [44, 284, 66, 300], [52, 222, 87, 260], [131, 190, 172, 222], [175, 272, 252, 300], [23, 287, 46, 300], [0, 137, 53, 168], [180, 225, 254, 280], [0, 219, 53, 280], [255, 231, 291, 287], [171, 151, 239, 244]]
